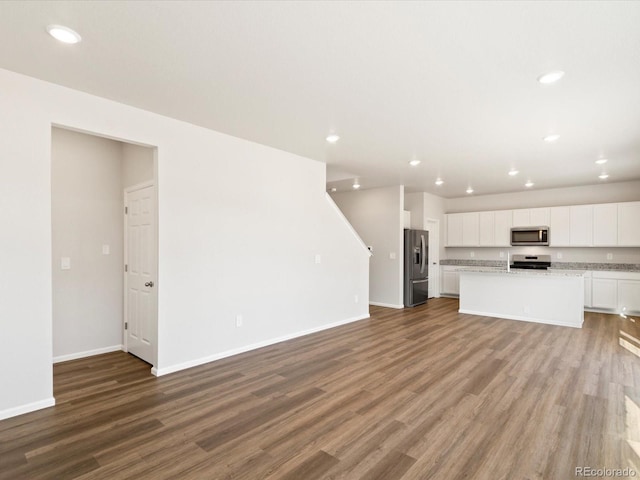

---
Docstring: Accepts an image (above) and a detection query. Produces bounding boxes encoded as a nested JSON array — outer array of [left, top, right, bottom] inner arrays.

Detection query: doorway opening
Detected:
[[51, 127, 158, 387]]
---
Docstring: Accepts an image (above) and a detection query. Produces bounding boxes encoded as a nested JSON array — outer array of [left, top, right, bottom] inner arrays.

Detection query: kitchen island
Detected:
[[457, 267, 585, 328]]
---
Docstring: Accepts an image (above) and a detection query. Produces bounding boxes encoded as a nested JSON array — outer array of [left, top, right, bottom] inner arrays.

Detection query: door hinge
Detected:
[[125, 322, 128, 330], [125, 264, 128, 272], [125, 206, 128, 214]]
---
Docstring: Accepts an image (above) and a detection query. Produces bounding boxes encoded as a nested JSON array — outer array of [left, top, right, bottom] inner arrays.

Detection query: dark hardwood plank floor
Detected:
[[1, 298, 639, 479]]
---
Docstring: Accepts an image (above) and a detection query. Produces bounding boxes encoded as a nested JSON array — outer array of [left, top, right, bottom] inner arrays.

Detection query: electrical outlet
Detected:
[[470, 251, 475, 258], [236, 315, 243, 327], [499, 251, 504, 258], [606, 252, 613, 260], [61, 257, 71, 270], [557, 252, 563, 259]]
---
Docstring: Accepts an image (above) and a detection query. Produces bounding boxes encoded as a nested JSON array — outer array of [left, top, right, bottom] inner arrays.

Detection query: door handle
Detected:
[[145, 281, 154, 287]]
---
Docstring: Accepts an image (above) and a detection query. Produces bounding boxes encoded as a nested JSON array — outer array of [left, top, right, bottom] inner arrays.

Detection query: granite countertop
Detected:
[[455, 266, 586, 277], [441, 259, 640, 272]]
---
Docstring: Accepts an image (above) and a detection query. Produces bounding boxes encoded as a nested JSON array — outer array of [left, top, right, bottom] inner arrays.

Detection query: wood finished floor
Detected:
[[1, 298, 639, 479]]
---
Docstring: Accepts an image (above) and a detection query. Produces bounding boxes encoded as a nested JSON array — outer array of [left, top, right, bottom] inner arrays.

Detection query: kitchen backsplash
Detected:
[[443, 246, 640, 264], [440, 258, 640, 272]]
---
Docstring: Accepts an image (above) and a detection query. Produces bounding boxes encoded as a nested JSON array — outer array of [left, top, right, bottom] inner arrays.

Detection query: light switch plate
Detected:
[[606, 252, 613, 260], [102, 244, 110, 255], [556, 252, 563, 259], [470, 251, 475, 258], [389, 252, 396, 260], [315, 254, 321, 264], [61, 257, 71, 270]]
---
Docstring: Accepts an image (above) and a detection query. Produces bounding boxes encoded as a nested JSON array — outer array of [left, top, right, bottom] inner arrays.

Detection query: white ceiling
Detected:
[[1, 1, 639, 198]]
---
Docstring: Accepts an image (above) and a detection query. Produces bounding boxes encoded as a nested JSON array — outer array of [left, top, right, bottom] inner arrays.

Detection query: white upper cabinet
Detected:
[[592, 204, 618, 246], [462, 212, 480, 246], [445, 201, 638, 248], [479, 211, 494, 246], [549, 206, 570, 246], [512, 208, 549, 227], [570, 205, 593, 246], [446, 213, 463, 246], [512, 209, 530, 227], [618, 201, 640, 246], [530, 208, 550, 226], [494, 210, 512, 247]]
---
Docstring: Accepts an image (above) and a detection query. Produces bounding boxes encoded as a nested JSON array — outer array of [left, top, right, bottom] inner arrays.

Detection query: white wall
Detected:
[[0, 68, 369, 419], [51, 128, 125, 362], [445, 181, 640, 213], [332, 186, 404, 308], [122, 142, 154, 188]]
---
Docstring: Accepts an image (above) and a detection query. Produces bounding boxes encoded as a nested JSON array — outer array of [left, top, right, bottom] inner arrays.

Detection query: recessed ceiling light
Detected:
[[352, 181, 361, 189], [466, 187, 474, 194], [537, 71, 565, 85], [330, 187, 337, 192], [326, 134, 340, 143], [599, 173, 609, 180], [435, 178, 444, 186], [409, 159, 421, 167], [508, 169, 519, 176], [525, 181, 534, 188], [595, 158, 608, 165], [543, 134, 560, 143], [46, 24, 82, 44]]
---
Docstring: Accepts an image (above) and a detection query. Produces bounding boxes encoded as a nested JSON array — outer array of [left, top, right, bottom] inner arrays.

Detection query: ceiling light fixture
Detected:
[[326, 134, 340, 143], [409, 159, 421, 166], [330, 187, 337, 192], [543, 134, 560, 143], [525, 181, 534, 188], [599, 173, 609, 180], [508, 169, 519, 176], [435, 178, 444, 186], [466, 187, 474, 194], [537, 71, 565, 85], [352, 181, 361, 189], [46, 24, 82, 44], [595, 158, 608, 165]]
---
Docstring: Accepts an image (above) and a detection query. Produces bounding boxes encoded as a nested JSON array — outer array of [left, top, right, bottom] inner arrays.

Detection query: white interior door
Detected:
[[425, 218, 440, 298], [124, 183, 156, 365]]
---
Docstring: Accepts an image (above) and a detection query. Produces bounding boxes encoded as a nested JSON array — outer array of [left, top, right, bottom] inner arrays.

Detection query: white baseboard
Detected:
[[154, 313, 370, 377], [458, 308, 583, 329], [0, 397, 55, 421], [369, 302, 404, 309], [53, 344, 124, 364]]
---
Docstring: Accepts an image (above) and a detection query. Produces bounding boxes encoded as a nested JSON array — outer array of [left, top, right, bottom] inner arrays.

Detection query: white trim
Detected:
[[153, 313, 370, 377], [125, 179, 154, 193], [369, 302, 405, 309], [0, 398, 56, 421], [53, 345, 124, 364], [458, 309, 583, 328], [325, 193, 372, 257]]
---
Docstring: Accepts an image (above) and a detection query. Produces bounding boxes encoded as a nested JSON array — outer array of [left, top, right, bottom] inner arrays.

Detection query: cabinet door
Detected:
[[442, 271, 460, 295], [462, 213, 480, 246], [592, 204, 617, 246], [494, 210, 512, 247], [479, 212, 494, 246], [570, 205, 593, 246], [618, 280, 640, 314], [530, 208, 550, 226], [584, 276, 592, 308], [512, 209, 530, 227], [550, 206, 571, 246], [618, 202, 640, 246], [591, 278, 617, 309], [446, 213, 463, 246]]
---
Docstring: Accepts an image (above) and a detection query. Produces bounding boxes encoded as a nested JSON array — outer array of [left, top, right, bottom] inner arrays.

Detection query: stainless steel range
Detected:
[[509, 254, 551, 270]]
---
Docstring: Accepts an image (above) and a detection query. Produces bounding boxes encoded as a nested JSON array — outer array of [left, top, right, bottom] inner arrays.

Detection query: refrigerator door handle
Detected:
[[412, 279, 429, 283], [420, 234, 426, 274]]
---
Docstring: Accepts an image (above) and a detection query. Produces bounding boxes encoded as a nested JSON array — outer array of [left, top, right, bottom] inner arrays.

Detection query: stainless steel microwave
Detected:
[[510, 226, 549, 246]]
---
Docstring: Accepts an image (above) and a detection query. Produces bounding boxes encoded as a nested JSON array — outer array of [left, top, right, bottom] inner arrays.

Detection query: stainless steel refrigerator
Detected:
[[404, 229, 429, 307]]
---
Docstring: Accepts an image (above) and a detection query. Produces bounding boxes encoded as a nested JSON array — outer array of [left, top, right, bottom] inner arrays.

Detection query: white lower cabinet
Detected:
[[583, 273, 592, 308], [441, 267, 460, 296], [591, 278, 617, 309], [589, 271, 640, 313]]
